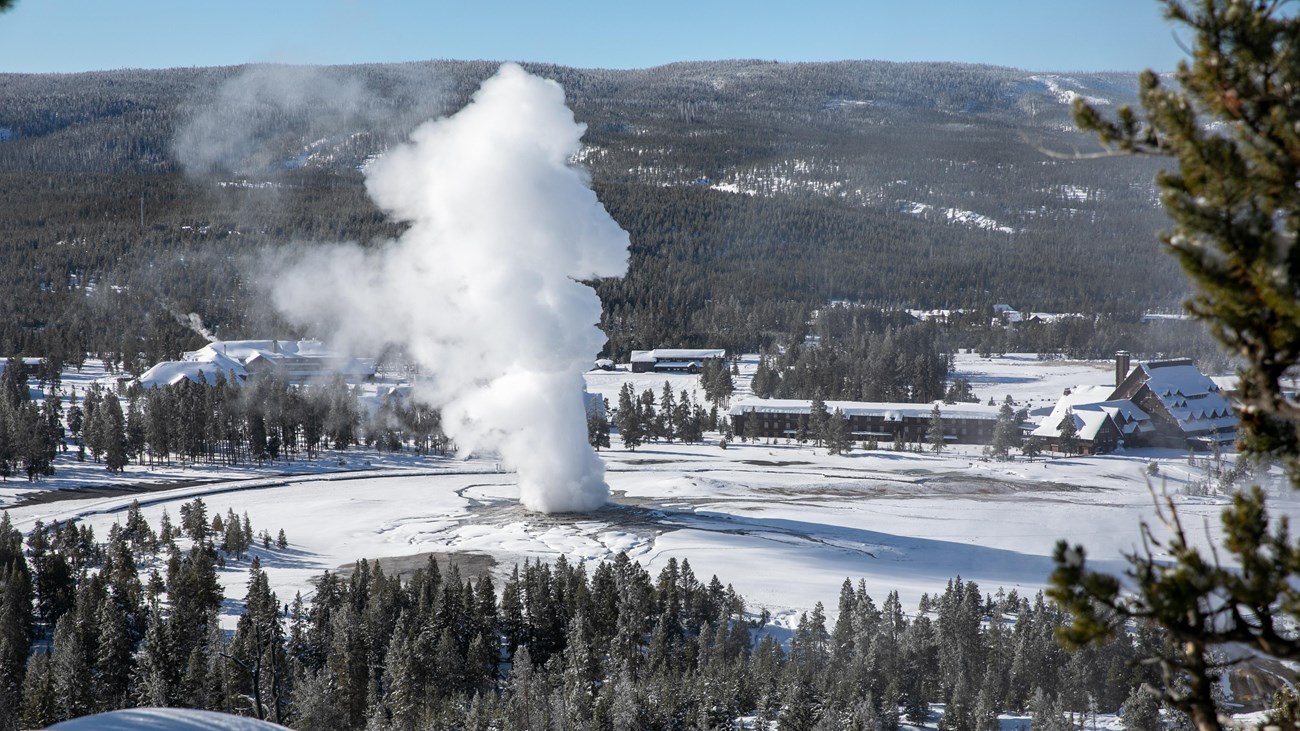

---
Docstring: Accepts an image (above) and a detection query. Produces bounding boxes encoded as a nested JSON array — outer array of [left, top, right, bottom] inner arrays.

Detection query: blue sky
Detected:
[[0, 0, 1185, 74]]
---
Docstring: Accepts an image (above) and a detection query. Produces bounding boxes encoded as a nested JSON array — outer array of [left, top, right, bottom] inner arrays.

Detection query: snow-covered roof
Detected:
[[646, 348, 726, 360], [1136, 360, 1237, 434], [1032, 405, 1113, 442], [1094, 400, 1154, 435], [729, 398, 1000, 421], [630, 350, 657, 363], [1209, 375, 1238, 393], [138, 360, 247, 389], [187, 339, 335, 363], [1031, 386, 1151, 441], [992, 307, 1076, 324], [139, 339, 374, 387]]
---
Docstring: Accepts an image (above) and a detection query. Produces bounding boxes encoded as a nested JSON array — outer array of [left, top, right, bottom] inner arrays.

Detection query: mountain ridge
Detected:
[[0, 59, 1184, 361]]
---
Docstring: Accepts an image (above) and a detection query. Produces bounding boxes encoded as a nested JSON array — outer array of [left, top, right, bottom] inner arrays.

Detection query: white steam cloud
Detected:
[[272, 63, 630, 513], [174, 63, 446, 177]]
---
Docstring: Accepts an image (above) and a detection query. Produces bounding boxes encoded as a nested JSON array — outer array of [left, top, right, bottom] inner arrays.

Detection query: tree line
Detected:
[[7, 367, 448, 482], [0, 500, 1193, 731], [612, 381, 724, 451], [751, 319, 950, 404]]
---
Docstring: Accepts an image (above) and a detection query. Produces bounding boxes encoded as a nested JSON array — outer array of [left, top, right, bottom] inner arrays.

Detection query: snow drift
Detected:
[[272, 63, 630, 512], [47, 707, 290, 730]]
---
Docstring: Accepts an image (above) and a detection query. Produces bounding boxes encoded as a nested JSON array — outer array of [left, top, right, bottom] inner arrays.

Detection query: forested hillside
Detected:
[[0, 60, 1180, 362]]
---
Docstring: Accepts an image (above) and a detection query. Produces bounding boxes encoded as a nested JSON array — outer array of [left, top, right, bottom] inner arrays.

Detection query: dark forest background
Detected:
[[0, 60, 1195, 367]]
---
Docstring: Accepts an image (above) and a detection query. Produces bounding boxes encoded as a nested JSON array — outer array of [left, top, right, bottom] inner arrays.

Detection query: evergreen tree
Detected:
[[124, 397, 146, 465], [101, 395, 128, 473], [18, 653, 56, 730], [587, 397, 611, 451], [17, 402, 56, 480], [1021, 435, 1044, 461], [781, 677, 821, 731], [658, 382, 675, 443], [673, 389, 692, 442], [927, 404, 946, 454], [825, 408, 852, 455], [0, 357, 28, 406], [614, 383, 644, 451], [28, 522, 75, 629], [744, 409, 763, 444], [65, 390, 84, 443], [93, 597, 134, 712], [751, 356, 778, 399], [702, 358, 735, 406], [1056, 409, 1079, 456], [988, 400, 1020, 461], [0, 405, 15, 481], [0, 513, 33, 728], [808, 397, 830, 448], [1056, 6, 1300, 729], [1121, 685, 1162, 731], [50, 612, 92, 721], [639, 388, 658, 443], [944, 378, 977, 405], [131, 603, 174, 707], [179, 498, 209, 545]]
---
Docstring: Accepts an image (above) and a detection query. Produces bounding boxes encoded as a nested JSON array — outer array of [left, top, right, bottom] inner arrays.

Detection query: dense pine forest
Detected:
[[0, 503, 1172, 731], [0, 60, 1197, 366]]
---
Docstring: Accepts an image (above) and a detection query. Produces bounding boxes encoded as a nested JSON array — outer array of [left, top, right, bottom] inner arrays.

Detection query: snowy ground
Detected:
[[946, 351, 1116, 409], [5, 354, 1290, 638]]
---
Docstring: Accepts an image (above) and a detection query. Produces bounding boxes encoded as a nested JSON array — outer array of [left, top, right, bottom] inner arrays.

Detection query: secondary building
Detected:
[[1029, 385, 1154, 455], [137, 340, 376, 389], [630, 348, 727, 373]]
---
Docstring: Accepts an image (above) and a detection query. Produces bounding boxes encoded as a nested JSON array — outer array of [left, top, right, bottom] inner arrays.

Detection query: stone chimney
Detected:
[[1115, 350, 1131, 387]]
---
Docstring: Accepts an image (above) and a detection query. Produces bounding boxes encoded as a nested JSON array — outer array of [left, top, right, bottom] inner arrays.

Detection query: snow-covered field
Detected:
[[6, 354, 1291, 635]]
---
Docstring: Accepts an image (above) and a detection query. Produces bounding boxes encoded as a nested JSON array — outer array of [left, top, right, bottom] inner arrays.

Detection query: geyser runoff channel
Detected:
[[273, 63, 630, 513]]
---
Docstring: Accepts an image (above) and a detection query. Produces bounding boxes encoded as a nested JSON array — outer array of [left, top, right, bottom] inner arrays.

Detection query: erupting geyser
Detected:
[[273, 63, 630, 512]]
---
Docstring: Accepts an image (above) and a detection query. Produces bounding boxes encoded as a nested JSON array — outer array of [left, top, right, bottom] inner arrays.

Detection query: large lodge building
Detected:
[[731, 355, 1240, 454], [1031, 355, 1237, 454], [729, 399, 1001, 445]]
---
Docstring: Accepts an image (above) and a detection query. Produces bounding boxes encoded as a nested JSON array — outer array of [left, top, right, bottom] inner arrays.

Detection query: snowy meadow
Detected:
[[5, 353, 1286, 635]]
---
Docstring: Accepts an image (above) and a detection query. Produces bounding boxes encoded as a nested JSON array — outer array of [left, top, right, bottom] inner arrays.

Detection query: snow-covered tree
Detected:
[[927, 404, 945, 453], [1056, 409, 1079, 456]]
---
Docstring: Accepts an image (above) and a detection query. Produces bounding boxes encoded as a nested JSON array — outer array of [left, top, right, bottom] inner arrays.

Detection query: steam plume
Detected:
[[174, 63, 446, 177], [272, 64, 630, 513]]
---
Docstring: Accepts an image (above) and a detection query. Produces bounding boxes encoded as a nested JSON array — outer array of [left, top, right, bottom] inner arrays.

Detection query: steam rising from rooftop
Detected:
[[272, 63, 630, 512]]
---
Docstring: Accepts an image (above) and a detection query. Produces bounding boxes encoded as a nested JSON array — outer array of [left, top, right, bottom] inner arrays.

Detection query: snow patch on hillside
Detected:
[[1031, 75, 1112, 106], [824, 98, 872, 110], [901, 200, 1016, 234], [700, 158, 894, 206], [1046, 183, 1106, 203]]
